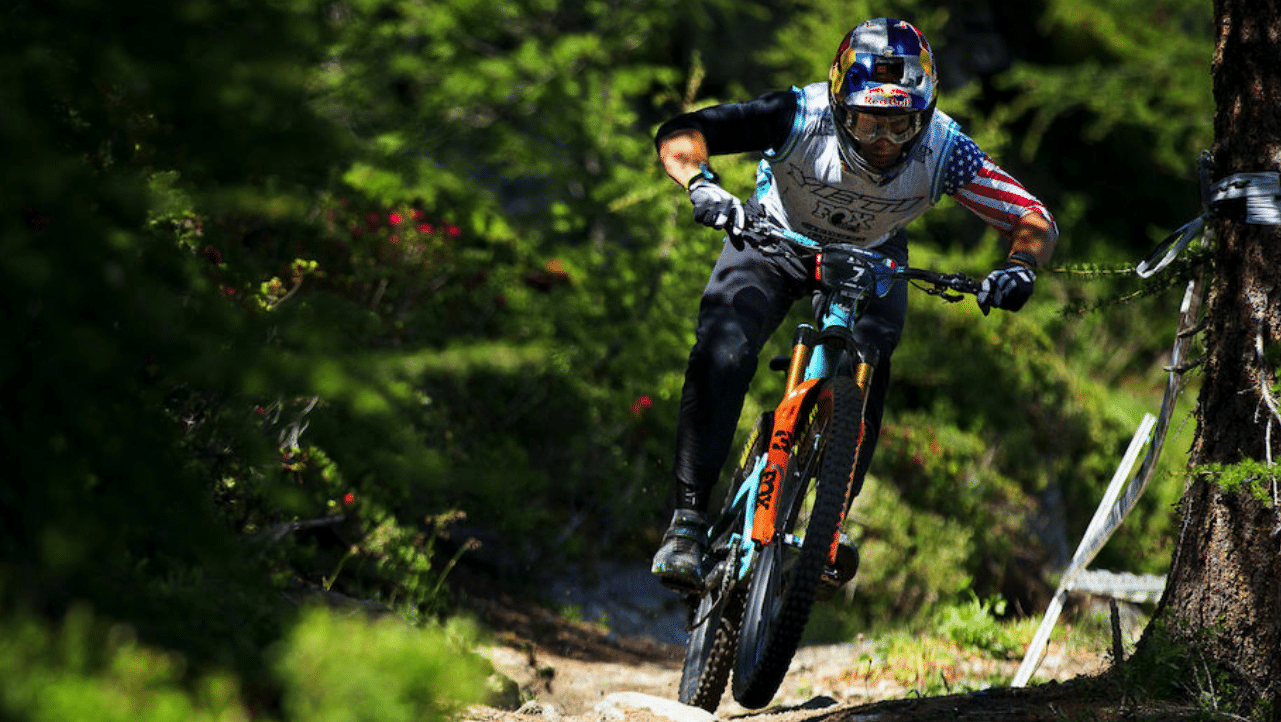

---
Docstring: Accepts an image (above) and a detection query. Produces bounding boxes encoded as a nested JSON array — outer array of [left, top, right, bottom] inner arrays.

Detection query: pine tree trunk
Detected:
[[1143, 0, 1281, 717]]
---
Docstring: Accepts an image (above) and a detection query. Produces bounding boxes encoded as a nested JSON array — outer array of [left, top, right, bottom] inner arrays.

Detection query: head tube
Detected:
[[817, 245, 898, 298]]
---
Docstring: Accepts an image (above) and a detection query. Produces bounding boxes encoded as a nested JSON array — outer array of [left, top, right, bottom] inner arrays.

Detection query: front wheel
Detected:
[[731, 377, 863, 709]]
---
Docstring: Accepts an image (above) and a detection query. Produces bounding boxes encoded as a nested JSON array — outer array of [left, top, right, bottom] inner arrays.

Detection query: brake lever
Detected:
[[915, 275, 976, 303], [921, 286, 965, 303]]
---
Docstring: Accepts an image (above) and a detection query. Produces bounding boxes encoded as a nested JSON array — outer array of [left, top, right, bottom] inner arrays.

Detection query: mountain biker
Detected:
[[651, 17, 1058, 593]]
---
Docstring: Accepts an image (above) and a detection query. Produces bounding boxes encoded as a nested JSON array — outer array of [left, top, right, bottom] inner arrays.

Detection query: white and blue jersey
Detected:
[[656, 81, 1055, 250]]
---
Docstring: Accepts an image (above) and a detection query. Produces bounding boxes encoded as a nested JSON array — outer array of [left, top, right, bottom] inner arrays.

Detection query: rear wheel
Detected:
[[731, 377, 862, 709], [678, 412, 772, 712], [678, 584, 744, 711]]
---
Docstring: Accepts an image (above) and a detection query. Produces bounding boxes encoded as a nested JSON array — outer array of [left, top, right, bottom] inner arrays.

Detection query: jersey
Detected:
[[657, 82, 1055, 249]]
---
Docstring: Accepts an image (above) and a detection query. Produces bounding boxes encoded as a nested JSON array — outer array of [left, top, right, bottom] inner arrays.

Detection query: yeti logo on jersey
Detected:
[[784, 165, 924, 239]]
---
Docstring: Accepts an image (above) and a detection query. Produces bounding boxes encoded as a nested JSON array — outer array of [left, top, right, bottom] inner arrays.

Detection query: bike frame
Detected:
[[727, 232, 903, 582]]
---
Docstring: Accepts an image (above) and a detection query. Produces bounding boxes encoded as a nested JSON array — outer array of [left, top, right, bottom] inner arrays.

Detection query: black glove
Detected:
[[977, 258, 1036, 315], [687, 177, 745, 248]]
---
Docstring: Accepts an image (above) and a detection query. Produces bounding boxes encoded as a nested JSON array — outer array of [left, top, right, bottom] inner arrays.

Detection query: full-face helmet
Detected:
[[828, 18, 938, 173]]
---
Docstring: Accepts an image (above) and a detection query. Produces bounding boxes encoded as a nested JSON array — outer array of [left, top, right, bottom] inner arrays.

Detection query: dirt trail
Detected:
[[459, 591, 1143, 722]]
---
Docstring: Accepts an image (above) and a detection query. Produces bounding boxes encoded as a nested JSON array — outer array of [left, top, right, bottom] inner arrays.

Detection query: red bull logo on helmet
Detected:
[[863, 86, 912, 107]]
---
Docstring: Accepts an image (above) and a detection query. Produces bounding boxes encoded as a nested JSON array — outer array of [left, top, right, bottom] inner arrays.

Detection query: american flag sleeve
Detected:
[[942, 134, 1056, 237]]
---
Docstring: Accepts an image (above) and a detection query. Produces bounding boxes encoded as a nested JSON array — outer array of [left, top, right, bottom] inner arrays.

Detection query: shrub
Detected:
[[275, 608, 488, 722]]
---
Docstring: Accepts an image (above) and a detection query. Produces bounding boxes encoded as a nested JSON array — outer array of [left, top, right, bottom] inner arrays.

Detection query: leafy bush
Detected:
[[275, 609, 488, 722], [844, 475, 978, 626], [0, 605, 489, 722], [933, 592, 1025, 659], [0, 607, 247, 722]]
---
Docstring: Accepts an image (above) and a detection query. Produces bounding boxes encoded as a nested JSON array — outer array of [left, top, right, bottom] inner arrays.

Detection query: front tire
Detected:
[[731, 377, 863, 709]]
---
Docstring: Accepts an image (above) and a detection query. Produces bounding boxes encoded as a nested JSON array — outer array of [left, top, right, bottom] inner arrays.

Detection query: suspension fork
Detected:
[[753, 303, 881, 545], [750, 375, 818, 545]]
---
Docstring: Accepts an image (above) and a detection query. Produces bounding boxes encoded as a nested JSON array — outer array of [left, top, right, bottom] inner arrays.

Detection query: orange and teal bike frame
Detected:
[[730, 233, 897, 580]]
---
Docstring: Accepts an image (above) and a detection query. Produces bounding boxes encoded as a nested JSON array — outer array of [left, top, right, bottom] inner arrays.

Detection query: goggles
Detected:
[[840, 109, 921, 145]]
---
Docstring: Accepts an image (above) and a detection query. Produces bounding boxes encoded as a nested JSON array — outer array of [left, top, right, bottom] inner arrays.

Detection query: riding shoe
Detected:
[[817, 533, 859, 602], [651, 510, 708, 594]]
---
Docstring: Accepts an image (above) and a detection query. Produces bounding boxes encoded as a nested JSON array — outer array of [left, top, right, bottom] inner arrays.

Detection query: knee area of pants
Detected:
[[691, 341, 754, 376], [709, 346, 755, 377]]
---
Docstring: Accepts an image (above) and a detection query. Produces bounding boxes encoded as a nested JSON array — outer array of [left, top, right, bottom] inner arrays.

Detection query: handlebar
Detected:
[[739, 216, 981, 302]]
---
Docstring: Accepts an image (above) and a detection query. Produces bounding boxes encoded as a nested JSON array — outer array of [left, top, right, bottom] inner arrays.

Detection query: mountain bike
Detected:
[[678, 217, 980, 712]]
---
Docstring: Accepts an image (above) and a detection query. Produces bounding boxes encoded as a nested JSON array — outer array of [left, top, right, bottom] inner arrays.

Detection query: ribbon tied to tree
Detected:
[[1137, 152, 1281, 278]]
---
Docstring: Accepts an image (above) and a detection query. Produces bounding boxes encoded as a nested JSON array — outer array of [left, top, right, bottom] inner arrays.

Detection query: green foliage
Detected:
[[0, 605, 488, 722], [275, 609, 488, 722], [859, 623, 1027, 697], [933, 593, 1025, 659], [0, 606, 248, 722], [992, 0, 1213, 263], [845, 475, 978, 624], [1003, 0, 1211, 170], [1196, 460, 1279, 503], [1125, 618, 1239, 715]]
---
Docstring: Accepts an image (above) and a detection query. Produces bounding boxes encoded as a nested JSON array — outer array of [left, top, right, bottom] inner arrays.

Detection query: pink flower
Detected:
[[389, 211, 403, 226], [342, 492, 355, 506], [446, 225, 462, 238]]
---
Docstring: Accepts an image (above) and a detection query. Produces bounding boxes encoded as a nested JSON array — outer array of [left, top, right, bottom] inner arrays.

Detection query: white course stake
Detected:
[[1011, 413, 1157, 688]]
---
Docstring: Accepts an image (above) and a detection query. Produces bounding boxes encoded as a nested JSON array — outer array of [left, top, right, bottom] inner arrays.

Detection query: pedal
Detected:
[[817, 535, 859, 602], [658, 572, 705, 596]]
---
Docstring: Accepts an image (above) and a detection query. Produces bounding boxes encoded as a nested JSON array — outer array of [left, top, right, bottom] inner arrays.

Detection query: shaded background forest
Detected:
[[0, 0, 1213, 717]]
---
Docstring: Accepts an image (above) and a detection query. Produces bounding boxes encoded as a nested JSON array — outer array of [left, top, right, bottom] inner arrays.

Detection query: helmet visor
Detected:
[[839, 108, 922, 145]]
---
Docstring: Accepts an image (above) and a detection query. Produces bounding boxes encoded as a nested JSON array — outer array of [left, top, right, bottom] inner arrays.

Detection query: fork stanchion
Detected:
[[785, 325, 816, 396]]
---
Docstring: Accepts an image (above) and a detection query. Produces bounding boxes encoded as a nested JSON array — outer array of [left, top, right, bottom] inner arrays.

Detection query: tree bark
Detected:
[[1143, 0, 1281, 717]]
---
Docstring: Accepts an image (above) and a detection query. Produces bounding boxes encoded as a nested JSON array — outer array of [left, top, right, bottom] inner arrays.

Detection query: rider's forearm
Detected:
[[1009, 211, 1057, 267], [658, 129, 712, 189]]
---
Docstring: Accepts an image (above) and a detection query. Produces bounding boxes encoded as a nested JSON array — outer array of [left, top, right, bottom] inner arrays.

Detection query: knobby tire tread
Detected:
[[732, 377, 862, 709], [681, 588, 745, 711], [678, 412, 772, 712]]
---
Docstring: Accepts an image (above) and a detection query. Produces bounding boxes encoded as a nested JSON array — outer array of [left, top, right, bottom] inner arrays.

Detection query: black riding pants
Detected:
[[671, 231, 909, 512]]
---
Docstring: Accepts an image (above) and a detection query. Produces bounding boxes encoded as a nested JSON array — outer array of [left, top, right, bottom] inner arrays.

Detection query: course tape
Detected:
[[1211, 171, 1281, 226], [1137, 168, 1281, 278], [1070, 570, 1167, 605], [1011, 413, 1155, 688], [1012, 272, 1204, 687]]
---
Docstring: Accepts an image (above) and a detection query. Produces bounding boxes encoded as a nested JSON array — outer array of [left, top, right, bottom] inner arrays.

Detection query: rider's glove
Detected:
[[687, 170, 745, 249], [977, 253, 1037, 315]]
